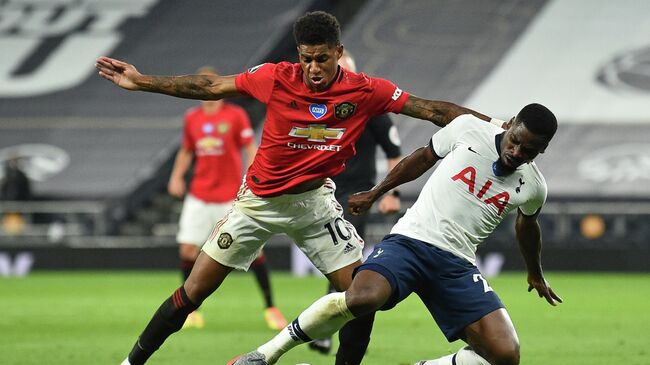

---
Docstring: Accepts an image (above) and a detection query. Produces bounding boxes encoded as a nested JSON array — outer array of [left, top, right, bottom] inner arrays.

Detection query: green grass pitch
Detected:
[[2, 271, 649, 365]]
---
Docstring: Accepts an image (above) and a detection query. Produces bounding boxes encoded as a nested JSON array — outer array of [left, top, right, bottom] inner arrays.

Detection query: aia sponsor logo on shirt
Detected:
[[309, 103, 327, 119], [452, 166, 510, 215]]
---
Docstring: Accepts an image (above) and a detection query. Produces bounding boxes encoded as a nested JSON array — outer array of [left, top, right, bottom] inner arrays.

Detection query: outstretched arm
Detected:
[[515, 209, 563, 306], [95, 56, 241, 100], [401, 95, 491, 128], [348, 145, 439, 215]]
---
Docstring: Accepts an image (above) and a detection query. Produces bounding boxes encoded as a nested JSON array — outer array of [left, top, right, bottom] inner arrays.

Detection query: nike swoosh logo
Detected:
[[468, 146, 478, 154]]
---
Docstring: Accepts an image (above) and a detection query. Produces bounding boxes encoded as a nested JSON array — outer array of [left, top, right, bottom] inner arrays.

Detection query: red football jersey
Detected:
[[182, 102, 254, 202], [235, 62, 409, 197]]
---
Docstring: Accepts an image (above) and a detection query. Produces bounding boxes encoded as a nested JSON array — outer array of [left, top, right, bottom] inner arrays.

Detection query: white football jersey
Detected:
[[391, 114, 547, 264]]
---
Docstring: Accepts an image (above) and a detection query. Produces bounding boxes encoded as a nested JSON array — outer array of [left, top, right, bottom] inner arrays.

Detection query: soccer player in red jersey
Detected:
[[96, 11, 492, 365], [168, 66, 287, 331]]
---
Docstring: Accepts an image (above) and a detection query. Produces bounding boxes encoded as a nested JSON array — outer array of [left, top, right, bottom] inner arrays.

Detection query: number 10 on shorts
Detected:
[[473, 274, 494, 293], [324, 217, 352, 245]]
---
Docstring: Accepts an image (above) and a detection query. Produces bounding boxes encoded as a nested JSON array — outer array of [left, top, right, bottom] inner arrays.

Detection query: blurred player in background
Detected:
[[308, 50, 402, 355], [168, 66, 287, 331], [96, 11, 494, 365], [237, 103, 562, 365]]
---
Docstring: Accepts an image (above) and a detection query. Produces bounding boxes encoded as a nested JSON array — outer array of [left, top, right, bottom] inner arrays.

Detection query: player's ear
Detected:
[[336, 44, 344, 58], [504, 116, 515, 130]]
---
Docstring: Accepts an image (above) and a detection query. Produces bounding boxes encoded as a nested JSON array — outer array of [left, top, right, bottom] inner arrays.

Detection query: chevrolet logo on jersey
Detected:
[[289, 124, 346, 142]]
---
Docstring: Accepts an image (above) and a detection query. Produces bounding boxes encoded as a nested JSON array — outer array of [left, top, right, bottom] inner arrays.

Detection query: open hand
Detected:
[[527, 274, 563, 306], [95, 56, 142, 90]]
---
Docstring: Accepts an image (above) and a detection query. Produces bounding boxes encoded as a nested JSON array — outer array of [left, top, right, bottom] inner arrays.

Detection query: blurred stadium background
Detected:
[[1, 0, 649, 364]]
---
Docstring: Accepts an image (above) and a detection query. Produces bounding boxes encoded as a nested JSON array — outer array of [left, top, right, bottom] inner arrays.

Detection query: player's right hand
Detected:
[[348, 190, 376, 216], [95, 56, 142, 90], [527, 274, 563, 306], [168, 177, 186, 198]]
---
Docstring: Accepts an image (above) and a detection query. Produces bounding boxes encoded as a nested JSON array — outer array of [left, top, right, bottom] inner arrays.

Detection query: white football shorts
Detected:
[[202, 179, 364, 274], [176, 194, 233, 246]]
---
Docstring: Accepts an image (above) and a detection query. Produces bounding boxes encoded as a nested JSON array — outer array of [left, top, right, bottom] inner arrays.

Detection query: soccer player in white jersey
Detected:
[[231, 103, 562, 365]]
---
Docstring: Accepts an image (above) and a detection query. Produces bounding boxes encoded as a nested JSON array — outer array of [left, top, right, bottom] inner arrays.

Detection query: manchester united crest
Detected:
[[217, 233, 233, 249], [334, 102, 356, 119]]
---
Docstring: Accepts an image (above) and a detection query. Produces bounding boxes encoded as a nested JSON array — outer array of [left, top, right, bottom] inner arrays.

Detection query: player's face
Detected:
[[499, 120, 548, 169], [297, 43, 343, 92]]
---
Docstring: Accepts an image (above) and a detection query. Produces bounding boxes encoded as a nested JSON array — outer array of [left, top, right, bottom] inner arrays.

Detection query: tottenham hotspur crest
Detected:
[[334, 102, 356, 119]]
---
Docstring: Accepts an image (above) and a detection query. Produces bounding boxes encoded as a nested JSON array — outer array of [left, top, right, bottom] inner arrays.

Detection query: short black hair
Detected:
[[516, 103, 557, 139], [293, 11, 341, 47]]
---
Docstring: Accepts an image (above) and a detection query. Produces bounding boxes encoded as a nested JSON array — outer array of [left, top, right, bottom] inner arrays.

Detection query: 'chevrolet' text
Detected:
[[287, 142, 342, 151]]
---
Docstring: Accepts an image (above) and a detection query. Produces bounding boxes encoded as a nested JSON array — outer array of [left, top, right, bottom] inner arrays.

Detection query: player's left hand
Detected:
[[348, 190, 377, 216], [527, 274, 563, 306], [378, 194, 400, 214]]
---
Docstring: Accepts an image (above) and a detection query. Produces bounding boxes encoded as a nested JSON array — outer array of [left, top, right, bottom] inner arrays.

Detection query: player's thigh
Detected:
[[177, 194, 214, 245], [184, 251, 234, 303], [354, 235, 425, 311], [201, 203, 273, 272], [290, 181, 364, 276], [461, 308, 520, 365], [342, 269, 393, 316], [416, 251, 505, 343]]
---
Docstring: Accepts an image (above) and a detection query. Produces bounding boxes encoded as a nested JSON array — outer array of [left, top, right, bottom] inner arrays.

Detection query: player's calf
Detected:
[[126, 286, 199, 365]]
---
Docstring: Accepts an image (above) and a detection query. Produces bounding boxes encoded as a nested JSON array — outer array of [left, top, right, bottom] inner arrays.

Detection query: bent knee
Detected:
[[343, 270, 392, 316], [489, 341, 520, 365], [345, 287, 390, 316], [344, 290, 383, 316]]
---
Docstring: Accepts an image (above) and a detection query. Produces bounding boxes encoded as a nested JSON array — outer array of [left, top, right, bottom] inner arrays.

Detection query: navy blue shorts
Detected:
[[354, 234, 504, 342]]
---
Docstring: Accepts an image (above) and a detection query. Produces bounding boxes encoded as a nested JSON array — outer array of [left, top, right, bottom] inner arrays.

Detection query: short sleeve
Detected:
[[367, 76, 409, 115], [235, 63, 277, 104], [519, 180, 547, 216], [368, 114, 401, 158], [181, 113, 194, 151], [430, 115, 469, 158]]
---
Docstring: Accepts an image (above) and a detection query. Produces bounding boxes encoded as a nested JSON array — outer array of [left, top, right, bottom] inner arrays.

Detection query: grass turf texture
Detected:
[[2, 271, 649, 365]]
